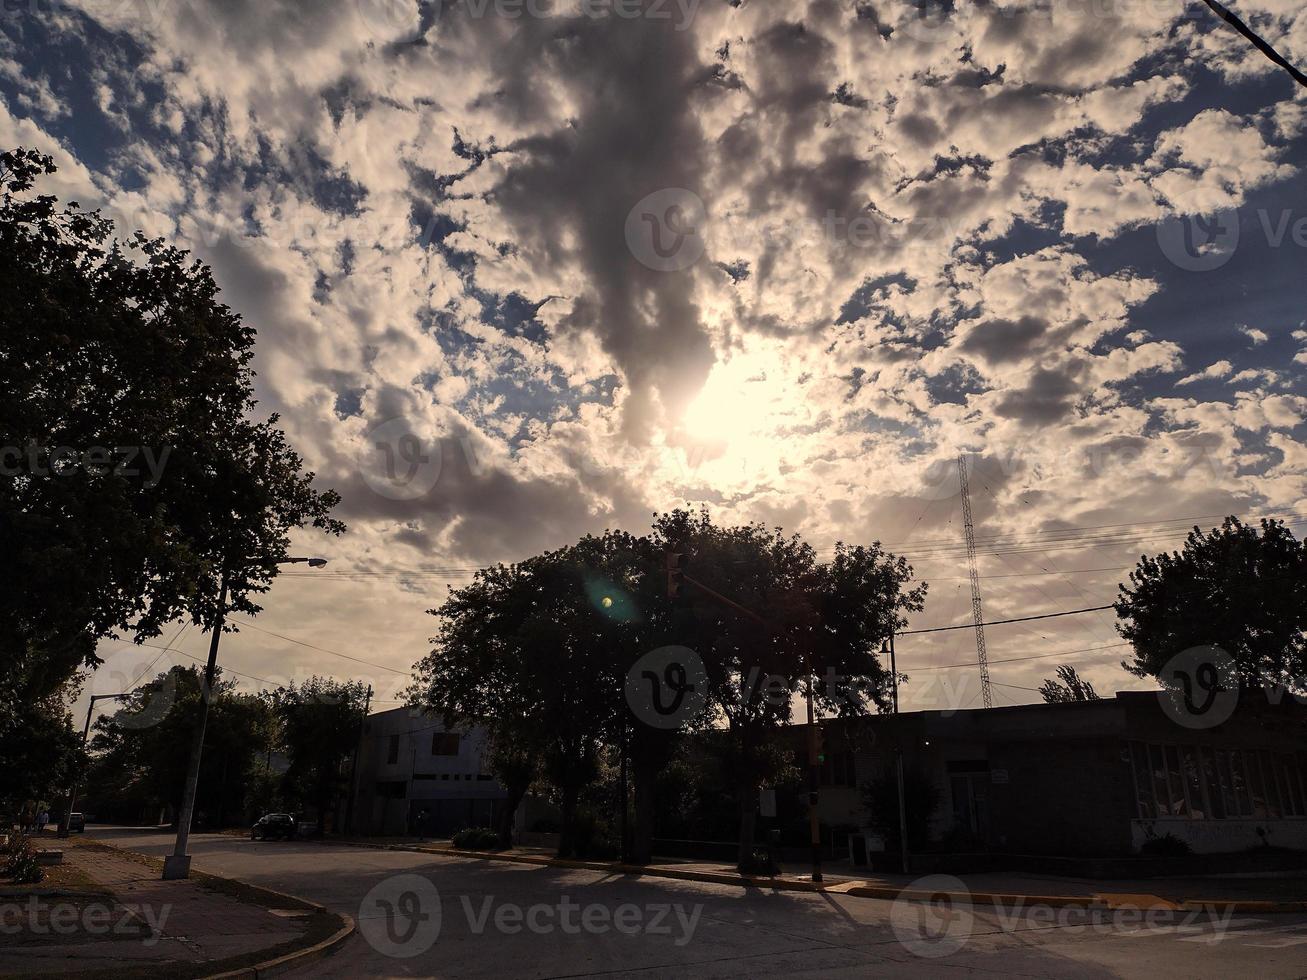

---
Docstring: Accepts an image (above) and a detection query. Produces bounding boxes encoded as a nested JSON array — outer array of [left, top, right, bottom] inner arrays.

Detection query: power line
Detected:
[[907, 641, 1129, 671], [230, 618, 413, 676], [900, 604, 1116, 635]]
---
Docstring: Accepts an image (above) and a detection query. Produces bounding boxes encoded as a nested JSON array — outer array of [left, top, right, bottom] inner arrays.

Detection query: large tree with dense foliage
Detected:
[[412, 509, 925, 868], [0, 148, 343, 813], [1117, 517, 1307, 691]]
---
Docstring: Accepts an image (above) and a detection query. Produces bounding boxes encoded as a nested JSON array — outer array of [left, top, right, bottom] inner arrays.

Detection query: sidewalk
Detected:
[[321, 835, 1307, 913], [0, 839, 350, 978]]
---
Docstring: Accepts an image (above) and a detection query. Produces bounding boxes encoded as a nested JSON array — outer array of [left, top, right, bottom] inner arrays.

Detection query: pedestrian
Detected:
[[37, 809, 48, 833]]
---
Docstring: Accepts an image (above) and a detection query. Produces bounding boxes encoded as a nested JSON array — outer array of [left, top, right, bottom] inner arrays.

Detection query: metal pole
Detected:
[[806, 674, 822, 883], [162, 571, 228, 880], [60, 693, 128, 837], [890, 632, 910, 875]]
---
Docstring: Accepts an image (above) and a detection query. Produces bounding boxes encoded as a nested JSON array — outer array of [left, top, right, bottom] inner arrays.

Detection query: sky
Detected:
[[5, 0, 1305, 718]]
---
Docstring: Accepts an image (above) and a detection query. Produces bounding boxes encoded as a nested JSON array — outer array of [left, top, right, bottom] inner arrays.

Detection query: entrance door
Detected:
[[949, 771, 990, 845]]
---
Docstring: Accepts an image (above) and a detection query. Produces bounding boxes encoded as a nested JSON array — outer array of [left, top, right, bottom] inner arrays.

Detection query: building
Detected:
[[344, 707, 509, 837], [802, 688, 1307, 857]]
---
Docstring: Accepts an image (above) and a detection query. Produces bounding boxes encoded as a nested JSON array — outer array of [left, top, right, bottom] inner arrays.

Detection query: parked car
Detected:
[[250, 813, 297, 841], [67, 812, 85, 833]]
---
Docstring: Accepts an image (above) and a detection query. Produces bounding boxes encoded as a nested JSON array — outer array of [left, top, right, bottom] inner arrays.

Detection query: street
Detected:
[[87, 828, 1307, 979]]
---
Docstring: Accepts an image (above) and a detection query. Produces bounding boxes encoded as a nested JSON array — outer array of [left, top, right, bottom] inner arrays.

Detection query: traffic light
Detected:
[[810, 723, 825, 766], [665, 550, 688, 598]]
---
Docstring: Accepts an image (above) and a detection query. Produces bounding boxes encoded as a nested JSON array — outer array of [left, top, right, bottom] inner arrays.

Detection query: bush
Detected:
[[4, 833, 44, 884], [452, 827, 504, 851], [1140, 832, 1191, 857], [861, 765, 941, 854], [738, 848, 777, 876]]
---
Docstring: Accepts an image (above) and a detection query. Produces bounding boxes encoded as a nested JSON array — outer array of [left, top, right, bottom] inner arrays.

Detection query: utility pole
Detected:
[[163, 556, 327, 880], [344, 684, 372, 836], [59, 692, 130, 837], [887, 632, 909, 875], [806, 675, 822, 883], [957, 454, 993, 709]]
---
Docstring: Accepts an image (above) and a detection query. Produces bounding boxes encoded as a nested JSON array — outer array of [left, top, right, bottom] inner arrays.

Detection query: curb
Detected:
[[75, 836, 355, 978], [205, 913, 355, 980], [309, 836, 1307, 914]]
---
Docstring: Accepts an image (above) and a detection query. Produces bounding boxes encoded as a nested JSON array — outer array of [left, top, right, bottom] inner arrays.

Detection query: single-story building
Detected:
[[800, 688, 1307, 857]]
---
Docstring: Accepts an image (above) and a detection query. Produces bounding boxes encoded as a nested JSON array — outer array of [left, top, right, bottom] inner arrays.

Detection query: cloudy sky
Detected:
[[6, 0, 1305, 715]]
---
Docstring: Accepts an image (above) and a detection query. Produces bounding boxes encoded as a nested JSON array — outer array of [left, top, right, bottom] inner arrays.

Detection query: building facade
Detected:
[[804, 689, 1307, 857], [345, 707, 509, 837]]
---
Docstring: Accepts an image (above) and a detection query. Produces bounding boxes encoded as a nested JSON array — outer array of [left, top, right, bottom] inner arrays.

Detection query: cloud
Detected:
[[1238, 324, 1269, 345], [1176, 360, 1234, 385]]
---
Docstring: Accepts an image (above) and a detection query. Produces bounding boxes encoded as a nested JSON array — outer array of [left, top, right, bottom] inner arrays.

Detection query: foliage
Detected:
[[412, 508, 925, 867], [860, 764, 941, 854], [85, 665, 275, 827], [1139, 832, 1191, 857], [4, 833, 44, 884], [1116, 518, 1307, 691], [0, 674, 83, 818], [1039, 664, 1101, 703], [270, 676, 369, 831], [738, 848, 778, 876], [0, 147, 343, 804], [451, 826, 503, 850]]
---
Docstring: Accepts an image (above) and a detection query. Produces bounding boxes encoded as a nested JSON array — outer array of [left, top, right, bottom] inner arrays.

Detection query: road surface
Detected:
[[88, 827, 1307, 978]]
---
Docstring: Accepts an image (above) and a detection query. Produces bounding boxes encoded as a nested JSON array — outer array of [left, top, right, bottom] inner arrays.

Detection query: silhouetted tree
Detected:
[[0, 148, 343, 811], [1039, 664, 1100, 703], [1116, 517, 1307, 691]]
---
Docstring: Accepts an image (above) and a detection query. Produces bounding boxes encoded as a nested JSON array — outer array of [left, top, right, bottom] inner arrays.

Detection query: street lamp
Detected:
[[57, 692, 131, 838], [161, 556, 327, 880]]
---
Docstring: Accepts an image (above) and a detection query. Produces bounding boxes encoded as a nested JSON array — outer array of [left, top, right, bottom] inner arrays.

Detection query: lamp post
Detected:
[[57, 692, 131, 838], [161, 556, 327, 880]]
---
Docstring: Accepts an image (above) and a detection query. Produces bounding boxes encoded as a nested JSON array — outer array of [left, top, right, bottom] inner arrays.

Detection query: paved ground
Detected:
[[0, 838, 308, 976], [88, 827, 1307, 979]]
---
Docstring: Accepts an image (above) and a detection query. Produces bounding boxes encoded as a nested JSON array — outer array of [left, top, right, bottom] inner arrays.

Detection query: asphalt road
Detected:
[[88, 827, 1307, 979]]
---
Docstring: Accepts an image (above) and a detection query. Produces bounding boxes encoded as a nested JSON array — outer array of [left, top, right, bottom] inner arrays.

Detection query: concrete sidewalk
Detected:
[[319, 835, 1307, 914], [0, 840, 349, 978]]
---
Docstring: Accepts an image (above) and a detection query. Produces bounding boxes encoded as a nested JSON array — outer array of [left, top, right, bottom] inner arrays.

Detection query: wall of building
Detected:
[[1132, 817, 1307, 854]]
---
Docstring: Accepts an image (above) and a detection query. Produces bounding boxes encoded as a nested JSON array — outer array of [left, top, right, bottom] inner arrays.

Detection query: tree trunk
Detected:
[[631, 751, 657, 865], [737, 776, 759, 869], [558, 782, 579, 858]]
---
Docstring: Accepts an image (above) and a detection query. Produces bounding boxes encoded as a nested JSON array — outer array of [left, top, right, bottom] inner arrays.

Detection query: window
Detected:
[[432, 732, 460, 756], [386, 733, 400, 765], [1129, 740, 1306, 821]]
